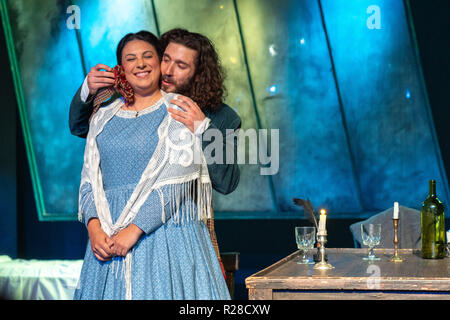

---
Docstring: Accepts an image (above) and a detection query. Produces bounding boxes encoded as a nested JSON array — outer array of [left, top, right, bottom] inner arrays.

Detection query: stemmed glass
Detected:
[[360, 223, 381, 261], [295, 227, 316, 264]]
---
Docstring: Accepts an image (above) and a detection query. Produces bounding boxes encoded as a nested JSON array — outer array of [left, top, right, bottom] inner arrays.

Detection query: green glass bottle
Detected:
[[421, 180, 445, 259]]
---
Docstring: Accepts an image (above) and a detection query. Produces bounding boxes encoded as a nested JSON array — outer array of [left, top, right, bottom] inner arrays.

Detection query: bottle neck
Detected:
[[429, 180, 436, 198]]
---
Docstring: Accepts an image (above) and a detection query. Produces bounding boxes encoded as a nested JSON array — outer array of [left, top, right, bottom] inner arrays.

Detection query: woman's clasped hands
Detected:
[[87, 218, 144, 261]]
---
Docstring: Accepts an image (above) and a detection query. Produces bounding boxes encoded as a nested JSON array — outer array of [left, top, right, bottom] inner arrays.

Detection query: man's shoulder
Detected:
[[208, 103, 241, 129], [216, 103, 240, 120]]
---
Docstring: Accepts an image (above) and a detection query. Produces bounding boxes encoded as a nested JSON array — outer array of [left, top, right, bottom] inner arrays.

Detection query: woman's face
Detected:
[[121, 39, 161, 95]]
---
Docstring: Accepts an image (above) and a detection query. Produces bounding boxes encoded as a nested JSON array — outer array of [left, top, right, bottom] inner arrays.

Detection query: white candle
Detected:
[[318, 209, 327, 234], [393, 202, 399, 219], [447, 230, 450, 244]]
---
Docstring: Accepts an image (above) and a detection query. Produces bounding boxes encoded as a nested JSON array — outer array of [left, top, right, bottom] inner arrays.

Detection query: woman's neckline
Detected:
[[116, 92, 164, 118]]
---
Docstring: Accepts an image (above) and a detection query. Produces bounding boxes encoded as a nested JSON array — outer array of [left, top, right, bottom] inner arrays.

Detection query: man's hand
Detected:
[[87, 64, 115, 96], [87, 218, 114, 262], [168, 95, 206, 133], [110, 224, 144, 257]]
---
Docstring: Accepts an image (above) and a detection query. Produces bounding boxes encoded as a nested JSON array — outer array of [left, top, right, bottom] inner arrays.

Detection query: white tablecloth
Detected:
[[0, 255, 83, 300]]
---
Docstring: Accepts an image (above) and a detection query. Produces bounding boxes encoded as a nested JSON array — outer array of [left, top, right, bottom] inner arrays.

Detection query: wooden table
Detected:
[[245, 248, 450, 300]]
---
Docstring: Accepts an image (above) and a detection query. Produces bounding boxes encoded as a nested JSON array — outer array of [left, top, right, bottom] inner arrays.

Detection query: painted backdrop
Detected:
[[1, 0, 448, 221]]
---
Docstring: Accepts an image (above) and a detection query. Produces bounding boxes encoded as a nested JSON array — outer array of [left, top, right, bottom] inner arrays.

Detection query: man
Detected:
[[69, 28, 241, 273]]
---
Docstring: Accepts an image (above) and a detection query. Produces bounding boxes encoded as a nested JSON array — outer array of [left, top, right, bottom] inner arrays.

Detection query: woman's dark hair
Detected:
[[116, 30, 162, 65], [160, 28, 226, 112]]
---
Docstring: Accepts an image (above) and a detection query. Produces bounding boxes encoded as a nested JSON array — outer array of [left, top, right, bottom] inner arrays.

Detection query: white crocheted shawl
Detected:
[[77, 92, 212, 299]]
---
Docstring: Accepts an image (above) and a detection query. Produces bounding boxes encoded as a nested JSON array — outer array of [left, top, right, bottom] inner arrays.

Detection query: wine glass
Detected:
[[360, 223, 381, 261], [295, 227, 316, 264]]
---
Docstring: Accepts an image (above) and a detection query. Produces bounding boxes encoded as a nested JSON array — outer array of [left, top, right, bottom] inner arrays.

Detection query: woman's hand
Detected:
[[110, 224, 144, 257], [87, 218, 114, 262]]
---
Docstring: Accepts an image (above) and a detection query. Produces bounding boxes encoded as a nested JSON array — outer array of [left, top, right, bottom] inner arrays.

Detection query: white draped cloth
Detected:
[[0, 255, 82, 300]]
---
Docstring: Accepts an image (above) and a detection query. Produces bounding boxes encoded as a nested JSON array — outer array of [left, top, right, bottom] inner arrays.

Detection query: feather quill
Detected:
[[293, 198, 319, 229]]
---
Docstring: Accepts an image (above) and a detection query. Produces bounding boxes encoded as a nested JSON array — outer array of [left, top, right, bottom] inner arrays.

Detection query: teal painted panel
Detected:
[[74, 0, 158, 70], [3, 0, 447, 221], [321, 0, 450, 210], [237, 0, 363, 216], [4, 0, 86, 220]]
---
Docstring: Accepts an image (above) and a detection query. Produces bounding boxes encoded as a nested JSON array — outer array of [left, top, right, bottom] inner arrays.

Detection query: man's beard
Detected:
[[161, 75, 193, 96]]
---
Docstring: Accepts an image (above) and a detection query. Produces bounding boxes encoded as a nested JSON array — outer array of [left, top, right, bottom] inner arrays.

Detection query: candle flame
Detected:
[[320, 209, 327, 215]]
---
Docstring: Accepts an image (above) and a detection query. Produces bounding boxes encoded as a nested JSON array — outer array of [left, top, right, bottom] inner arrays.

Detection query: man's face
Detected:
[[160, 42, 197, 95]]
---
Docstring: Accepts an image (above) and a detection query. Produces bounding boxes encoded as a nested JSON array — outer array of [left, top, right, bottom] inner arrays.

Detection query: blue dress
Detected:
[[73, 101, 230, 300]]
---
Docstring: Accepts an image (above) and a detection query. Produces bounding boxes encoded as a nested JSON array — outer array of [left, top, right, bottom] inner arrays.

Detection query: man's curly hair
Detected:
[[160, 28, 226, 113]]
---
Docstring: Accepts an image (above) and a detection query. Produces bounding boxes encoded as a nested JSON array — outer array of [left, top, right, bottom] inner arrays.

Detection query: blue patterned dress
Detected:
[[73, 100, 230, 300]]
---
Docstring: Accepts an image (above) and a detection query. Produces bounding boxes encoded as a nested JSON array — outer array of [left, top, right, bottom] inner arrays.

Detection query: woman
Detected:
[[73, 31, 230, 300]]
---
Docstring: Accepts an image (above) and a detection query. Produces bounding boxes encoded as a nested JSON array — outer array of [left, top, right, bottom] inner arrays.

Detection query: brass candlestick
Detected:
[[390, 218, 404, 262], [314, 232, 334, 270]]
